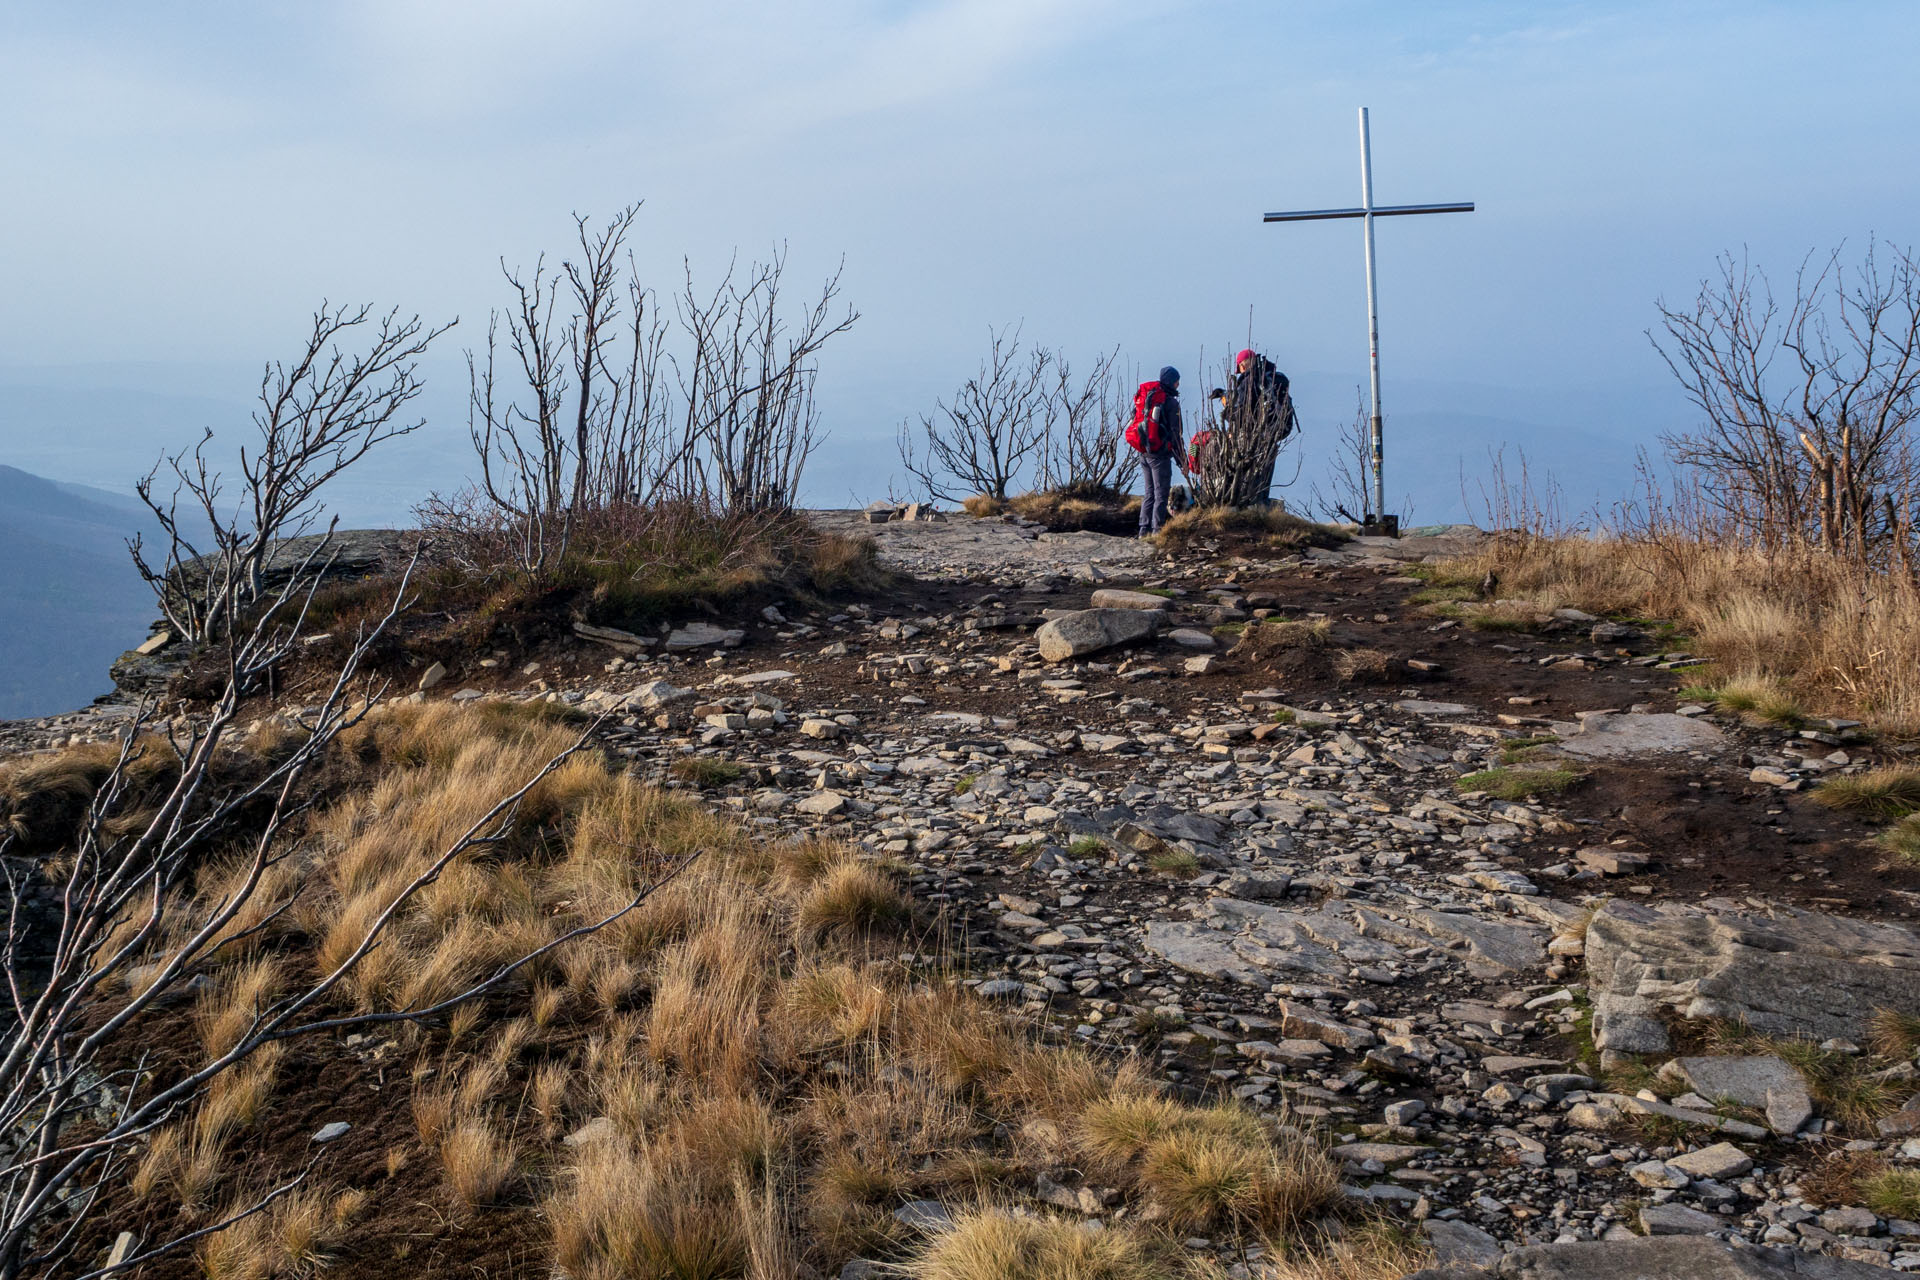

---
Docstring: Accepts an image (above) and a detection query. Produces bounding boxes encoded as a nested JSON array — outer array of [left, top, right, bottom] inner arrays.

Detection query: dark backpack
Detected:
[[1124, 380, 1168, 453]]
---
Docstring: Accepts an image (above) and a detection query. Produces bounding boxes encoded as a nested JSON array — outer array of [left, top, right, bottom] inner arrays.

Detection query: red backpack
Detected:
[[1124, 380, 1167, 453]]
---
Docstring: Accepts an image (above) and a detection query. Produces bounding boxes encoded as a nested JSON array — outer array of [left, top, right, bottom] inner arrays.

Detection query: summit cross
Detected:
[[1263, 106, 1474, 536]]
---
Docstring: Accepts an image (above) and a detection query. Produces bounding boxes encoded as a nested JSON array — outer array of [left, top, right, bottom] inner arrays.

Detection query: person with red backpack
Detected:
[[1125, 366, 1186, 536]]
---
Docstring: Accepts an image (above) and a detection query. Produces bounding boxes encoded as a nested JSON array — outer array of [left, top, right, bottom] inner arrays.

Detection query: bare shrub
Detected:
[[1309, 390, 1410, 526], [132, 304, 448, 641], [898, 327, 1053, 503], [1653, 240, 1920, 565]]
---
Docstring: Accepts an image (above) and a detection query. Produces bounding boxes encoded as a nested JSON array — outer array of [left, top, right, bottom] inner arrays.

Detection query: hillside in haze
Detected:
[[0, 466, 159, 719]]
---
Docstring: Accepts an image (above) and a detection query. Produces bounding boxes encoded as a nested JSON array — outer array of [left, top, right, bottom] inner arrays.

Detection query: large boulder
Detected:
[[1403, 1234, 1901, 1278], [1035, 608, 1159, 662], [1585, 900, 1920, 1054], [1088, 588, 1169, 611]]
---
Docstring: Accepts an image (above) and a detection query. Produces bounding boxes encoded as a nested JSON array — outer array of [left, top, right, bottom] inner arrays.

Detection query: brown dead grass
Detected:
[[1439, 533, 1920, 733], [54, 699, 1370, 1277]]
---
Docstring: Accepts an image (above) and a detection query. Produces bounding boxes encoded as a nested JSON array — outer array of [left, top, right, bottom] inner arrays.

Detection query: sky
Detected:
[[2, 0, 1916, 525]]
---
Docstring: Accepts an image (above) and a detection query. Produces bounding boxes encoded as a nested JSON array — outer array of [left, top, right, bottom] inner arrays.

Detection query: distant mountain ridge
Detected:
[[0, 465, 160, 719]]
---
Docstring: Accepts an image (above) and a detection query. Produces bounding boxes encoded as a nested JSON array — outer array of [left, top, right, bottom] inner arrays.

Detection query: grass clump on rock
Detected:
[[1455, 766, 1584, 801], [1155, 505, 1347, 552]]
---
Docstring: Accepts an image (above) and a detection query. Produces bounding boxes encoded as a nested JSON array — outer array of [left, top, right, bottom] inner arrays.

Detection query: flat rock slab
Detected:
[[1143, 896, 1546, 992], [1396, 699, 1475, 716], [1408, 1234, 1903, 1279], [665, 621, 744, 650], [1553, 711, 1726, 759], [1669, 1056, 1813, 1135], [1586, 900, 1920, 1052]]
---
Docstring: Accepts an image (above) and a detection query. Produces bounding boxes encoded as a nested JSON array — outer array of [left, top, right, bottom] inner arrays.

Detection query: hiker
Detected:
[[1125, 366, 1186, 536], [1210, 348, 1296, 505]]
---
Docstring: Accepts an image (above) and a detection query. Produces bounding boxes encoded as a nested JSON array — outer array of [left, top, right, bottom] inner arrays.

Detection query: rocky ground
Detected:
[[9, 508, 1920, 1278]]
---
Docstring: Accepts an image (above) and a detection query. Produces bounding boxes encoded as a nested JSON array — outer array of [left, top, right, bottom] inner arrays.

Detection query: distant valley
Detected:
[[0, 466, 161, 719]]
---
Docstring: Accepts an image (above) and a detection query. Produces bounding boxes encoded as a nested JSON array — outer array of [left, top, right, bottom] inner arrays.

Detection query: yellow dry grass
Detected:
[[67, 700, 1373, 1277], [916, 1208, 1167, 1280], [1440, 534, 1920, 733]]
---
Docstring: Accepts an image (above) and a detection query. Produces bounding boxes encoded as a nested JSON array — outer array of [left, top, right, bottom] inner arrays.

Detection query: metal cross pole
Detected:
[[1263, 107, 1473, 537]]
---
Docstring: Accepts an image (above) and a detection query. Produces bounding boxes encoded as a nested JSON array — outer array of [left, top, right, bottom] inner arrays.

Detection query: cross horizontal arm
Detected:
[[1262, 201, 1474, 223]]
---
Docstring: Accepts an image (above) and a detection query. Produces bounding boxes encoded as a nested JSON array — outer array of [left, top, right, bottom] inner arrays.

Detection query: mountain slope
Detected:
[[0, 466, 158, 719]]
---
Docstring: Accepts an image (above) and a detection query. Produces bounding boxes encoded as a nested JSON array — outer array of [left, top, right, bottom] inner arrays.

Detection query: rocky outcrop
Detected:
[[1586, 900, 1920, 1053]]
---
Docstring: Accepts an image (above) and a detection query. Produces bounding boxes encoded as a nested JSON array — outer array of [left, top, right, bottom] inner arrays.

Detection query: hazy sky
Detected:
[[3, 1, 1916, 521]]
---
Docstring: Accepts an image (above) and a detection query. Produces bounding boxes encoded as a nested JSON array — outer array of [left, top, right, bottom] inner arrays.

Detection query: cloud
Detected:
[[335, 0, 1164, 136]]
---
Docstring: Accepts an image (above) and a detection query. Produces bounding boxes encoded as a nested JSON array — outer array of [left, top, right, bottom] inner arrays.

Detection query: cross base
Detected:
[[1362, 515, 1400, 538]]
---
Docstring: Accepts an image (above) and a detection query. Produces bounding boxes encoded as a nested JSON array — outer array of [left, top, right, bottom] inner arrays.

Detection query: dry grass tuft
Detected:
[[196, 1183, 364, 1280], [439, 1115, 519, 1207], [794, 859, 913, 945], [1261, 1222, 1434, 1280], [1332, 647, 1400, 683], [1814, 767, 1920, 820], [548, 1141, 754, 1280], [916, 1208, 1166, 1280], [1870, 1008, 1920, 1059], [1232, 618, 1330, 659], [1880, 815, 1920, 867]]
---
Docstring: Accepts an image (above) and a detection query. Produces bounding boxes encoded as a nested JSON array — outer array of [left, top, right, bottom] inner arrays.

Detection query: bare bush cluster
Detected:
[[1654, 239, 1920, 568], [896, 328, 1133, 503], [460, 205, 857, 573]]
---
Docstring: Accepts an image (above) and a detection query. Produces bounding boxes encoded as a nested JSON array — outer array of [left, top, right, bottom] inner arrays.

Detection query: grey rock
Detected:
[[627, 679, 693, 709], [1639, 1202, 1724, 1235], [1035, 608, 1160, 662], [417, 661, 447, 690], [796, 791, 849, 816], [893, 1199, 954, 1233], [1554, 711, 1727, 759], [1669, 1056, 1814, 1136], [573, 620, 654, 652], [311, 1121, 351, 1143], [1166, 627, 1216, 649], [1423, 1219, 1504, 1267], [1585, 900, 1920, 1051], [1819, 1206, 1877, 1235], [1384, 1098, 1427, 1126], [1396, 699, 1475, 716], [664, 621, 744, 650], [1667, 1142, 1756, 1181], [1088, 588, 1169, 611], [1629, 1159, 1691, 1189]]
